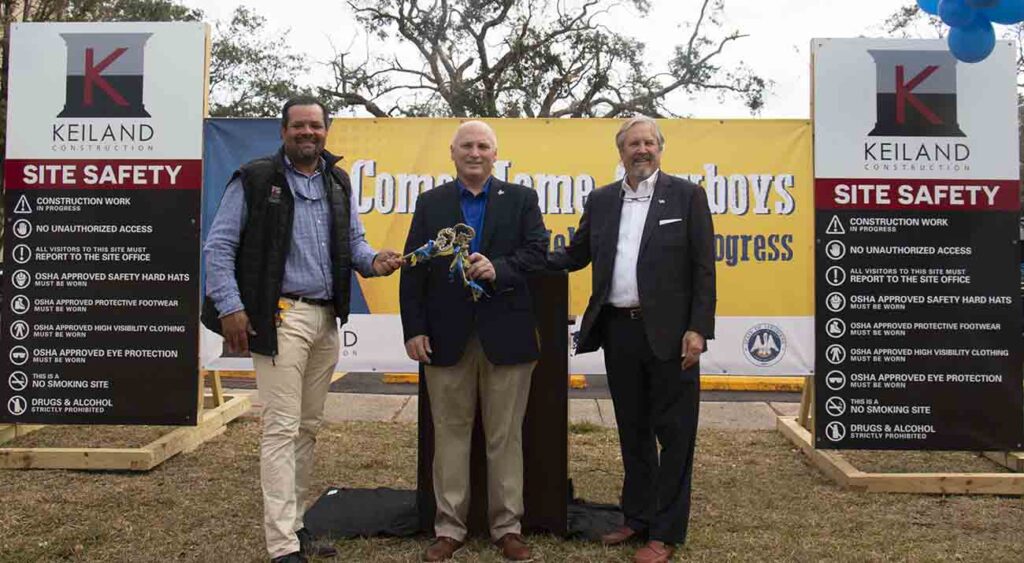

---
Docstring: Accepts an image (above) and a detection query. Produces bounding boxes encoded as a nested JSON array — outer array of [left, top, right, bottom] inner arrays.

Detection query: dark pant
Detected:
[[601, 309, 700, 544]]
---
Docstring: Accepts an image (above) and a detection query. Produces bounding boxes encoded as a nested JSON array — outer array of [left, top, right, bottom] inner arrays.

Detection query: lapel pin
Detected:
[[498, 189, 505, 195], [658, 199, 665, 204]]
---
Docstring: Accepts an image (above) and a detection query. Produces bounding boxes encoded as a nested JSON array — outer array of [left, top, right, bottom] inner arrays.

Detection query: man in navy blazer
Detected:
[[549, 116, 716, 563], [400, 121, 547, 562]]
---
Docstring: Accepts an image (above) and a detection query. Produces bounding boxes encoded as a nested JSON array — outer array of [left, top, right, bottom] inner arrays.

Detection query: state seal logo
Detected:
[[743, 323, 786, 367]]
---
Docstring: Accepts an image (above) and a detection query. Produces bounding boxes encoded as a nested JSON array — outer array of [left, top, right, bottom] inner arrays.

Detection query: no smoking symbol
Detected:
[[825, 396, 847, 417], [8, 372, 28, 392]]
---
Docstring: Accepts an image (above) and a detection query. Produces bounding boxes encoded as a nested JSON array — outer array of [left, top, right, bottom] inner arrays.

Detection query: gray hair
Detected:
[[615, 116, 664, 151]]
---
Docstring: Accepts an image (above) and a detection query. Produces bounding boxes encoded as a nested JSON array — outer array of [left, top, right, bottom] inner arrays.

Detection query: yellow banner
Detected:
[[326, 118, 813, 317]]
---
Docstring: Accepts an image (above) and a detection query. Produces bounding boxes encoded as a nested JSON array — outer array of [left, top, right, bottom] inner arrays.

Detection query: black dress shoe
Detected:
[[270, 552, 308, 563], [297, 527, 338, 558]]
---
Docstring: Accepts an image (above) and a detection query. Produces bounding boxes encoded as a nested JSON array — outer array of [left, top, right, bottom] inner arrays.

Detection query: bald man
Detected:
[[400, 121, 548, 562]]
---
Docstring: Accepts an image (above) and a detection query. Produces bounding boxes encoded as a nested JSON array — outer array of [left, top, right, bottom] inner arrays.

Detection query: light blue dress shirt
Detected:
[[204, 156, 377, 317]]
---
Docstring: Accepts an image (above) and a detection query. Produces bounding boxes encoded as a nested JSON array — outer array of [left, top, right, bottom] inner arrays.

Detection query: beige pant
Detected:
[[424, 334, 535, 541], [252, 300, 338, 558]]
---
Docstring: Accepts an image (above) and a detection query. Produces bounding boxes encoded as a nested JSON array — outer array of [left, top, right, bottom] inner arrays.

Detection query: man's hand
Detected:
[[222, 310, 256, 354], [373, 249, 404, 276], [466, 253, 496, 281], [405, 335, 433, 363], [681, 330, 705, 371]]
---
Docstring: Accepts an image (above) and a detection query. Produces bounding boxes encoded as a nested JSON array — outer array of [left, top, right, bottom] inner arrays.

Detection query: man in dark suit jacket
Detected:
[[549, 116, 716, 563], [400, 121, 548, 562]]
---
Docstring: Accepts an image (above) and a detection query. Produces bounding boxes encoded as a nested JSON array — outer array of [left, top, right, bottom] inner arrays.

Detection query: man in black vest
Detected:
[[204, 96, 402, 563], [548, 116, 716, 563], [400, 121, 547, 562]]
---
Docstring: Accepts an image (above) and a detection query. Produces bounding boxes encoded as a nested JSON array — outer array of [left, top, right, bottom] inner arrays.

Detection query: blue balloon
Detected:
[[918, 0, 940, 14], [983, 0, 1024, 23], [948, 16, 996, 63], [966, 0, 999, 9], [940, 0, 978, 27]]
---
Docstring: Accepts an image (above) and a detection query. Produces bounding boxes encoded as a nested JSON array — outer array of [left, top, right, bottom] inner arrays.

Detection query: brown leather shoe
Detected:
[[601, 525, 639, 546], [634, 540, 675, 563], [422, 536, 463, 562], [494, 532, 533, 561]]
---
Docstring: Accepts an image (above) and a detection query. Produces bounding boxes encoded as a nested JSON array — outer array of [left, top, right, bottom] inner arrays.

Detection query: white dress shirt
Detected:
[[607, 170, 659, 307]]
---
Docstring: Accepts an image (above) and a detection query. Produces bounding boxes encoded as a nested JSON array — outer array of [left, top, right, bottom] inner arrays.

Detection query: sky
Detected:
[[179, 0, 932, 119]]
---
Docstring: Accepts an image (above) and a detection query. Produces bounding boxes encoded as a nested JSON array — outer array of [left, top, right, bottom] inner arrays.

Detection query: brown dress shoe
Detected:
[[634, 540, 675, 563], [422, 536, 464, 562], [601, 525, 640, 546], [494, 533, 533, 561]]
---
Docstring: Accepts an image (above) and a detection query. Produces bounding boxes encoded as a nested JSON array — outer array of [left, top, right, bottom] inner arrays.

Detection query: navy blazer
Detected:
[[399, 178, 548, 366], [549, 172, 716, 361]]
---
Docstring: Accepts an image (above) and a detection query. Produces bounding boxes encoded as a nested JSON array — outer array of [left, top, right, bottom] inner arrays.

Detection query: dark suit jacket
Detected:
[[549, 171, 716, 361], [400, 178, 549, 366]]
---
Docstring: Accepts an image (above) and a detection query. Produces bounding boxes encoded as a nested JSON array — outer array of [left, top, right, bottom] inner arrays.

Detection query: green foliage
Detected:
[[207, 6, 322, 118], [8, 0, 201, 23]]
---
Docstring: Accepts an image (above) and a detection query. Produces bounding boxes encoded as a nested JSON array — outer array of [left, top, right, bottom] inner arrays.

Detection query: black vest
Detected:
[[202, 147, 354, 356]]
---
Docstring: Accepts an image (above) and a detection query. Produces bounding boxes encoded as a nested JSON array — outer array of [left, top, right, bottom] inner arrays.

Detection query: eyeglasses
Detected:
[[622, 194, 651, 203]]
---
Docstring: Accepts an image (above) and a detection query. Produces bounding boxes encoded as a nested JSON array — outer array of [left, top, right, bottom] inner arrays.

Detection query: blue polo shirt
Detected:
[[457, 177, 491, 254]]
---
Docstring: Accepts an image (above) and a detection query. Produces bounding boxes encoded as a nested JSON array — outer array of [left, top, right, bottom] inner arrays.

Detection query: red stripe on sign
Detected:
[[3, 159, 202, 189], [815, 178, 1021, 211]]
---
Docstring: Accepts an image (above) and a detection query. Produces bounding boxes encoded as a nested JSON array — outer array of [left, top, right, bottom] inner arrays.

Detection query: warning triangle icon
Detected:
[[825, 215, 845, 235], [13, 195, 31, 214]]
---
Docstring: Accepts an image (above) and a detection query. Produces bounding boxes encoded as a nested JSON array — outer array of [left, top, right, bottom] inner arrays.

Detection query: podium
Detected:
[[416, 270, 569, 536]]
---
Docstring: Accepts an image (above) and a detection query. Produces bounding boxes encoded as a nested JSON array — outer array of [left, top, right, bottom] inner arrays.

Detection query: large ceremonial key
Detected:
[[404, 223, 489, 301]]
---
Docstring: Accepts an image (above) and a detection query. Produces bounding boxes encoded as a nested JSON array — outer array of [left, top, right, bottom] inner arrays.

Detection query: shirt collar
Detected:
[[621, 170, 659, 198], [283, 154, 325, 178], [457, 176, 492, 199]]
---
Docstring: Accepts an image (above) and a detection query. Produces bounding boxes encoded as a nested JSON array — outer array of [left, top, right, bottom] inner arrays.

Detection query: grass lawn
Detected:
[[1, 419, 1022, 562]]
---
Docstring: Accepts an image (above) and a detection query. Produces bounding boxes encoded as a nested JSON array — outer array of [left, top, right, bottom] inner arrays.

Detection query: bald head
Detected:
[[450, 120, 499, 190], [451, 120, 498, 148]]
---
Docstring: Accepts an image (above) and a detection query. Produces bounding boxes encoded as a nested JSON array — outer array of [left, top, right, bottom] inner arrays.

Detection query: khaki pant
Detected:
[[424, 334, 535, 541], [252, 300, 338, 558]]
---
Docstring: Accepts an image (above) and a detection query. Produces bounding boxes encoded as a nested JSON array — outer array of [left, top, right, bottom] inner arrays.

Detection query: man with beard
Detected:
[[548, 116, 716, 563], [401, 121, 547, 562], [204, 96, 403, 563]]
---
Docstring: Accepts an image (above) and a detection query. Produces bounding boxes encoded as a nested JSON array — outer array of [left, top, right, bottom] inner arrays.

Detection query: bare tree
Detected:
[[321, 0, 768, 118]]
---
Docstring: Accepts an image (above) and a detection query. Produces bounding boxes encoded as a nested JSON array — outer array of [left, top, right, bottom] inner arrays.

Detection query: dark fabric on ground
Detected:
[[304, 486, 623, 540], [566, 498, 624, 541], [305, 487, 422, 538]]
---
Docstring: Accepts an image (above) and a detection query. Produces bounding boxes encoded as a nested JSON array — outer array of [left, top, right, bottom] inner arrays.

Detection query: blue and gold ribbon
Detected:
[[406, 223, 489, 301]]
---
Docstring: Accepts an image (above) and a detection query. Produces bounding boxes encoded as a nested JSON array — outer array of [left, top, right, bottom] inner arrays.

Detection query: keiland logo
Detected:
[[58, 33, 152, 118], [867, 50, 964, 137], [743, 323, 786, 367]]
